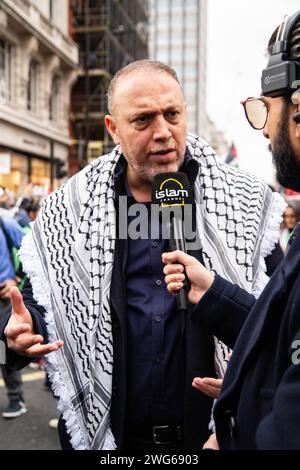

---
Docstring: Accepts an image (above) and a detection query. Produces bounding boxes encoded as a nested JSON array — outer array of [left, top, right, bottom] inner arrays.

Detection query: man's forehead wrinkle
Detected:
[[112, 71, 183, 106]]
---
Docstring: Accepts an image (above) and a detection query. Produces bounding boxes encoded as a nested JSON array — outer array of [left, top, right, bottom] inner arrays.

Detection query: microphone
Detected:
[[152, 172, 192, 311]]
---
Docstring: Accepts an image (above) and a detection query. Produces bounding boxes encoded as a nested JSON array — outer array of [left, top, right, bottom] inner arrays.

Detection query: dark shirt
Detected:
[[114, 151, 199, 427], [126, 205, 185, 425]]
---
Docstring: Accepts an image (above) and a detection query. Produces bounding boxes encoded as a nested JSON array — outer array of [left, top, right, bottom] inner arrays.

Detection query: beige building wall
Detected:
[[31, 0, 68, 34], [0, 0, 78, 195]]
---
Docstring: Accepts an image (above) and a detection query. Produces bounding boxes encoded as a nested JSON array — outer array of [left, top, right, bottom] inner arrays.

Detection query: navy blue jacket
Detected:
[[193, 229, 300, 449]]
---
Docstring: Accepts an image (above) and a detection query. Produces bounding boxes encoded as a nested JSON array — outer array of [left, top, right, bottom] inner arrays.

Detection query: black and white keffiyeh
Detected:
[[19, 134, 285, 449]]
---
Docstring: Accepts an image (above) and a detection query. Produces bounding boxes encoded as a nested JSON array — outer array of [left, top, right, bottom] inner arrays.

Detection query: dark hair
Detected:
[[107, 60, 181, 115], [284, 203, 300, 220], [29, 201, 40, 213], [19, 197, 33, 212]]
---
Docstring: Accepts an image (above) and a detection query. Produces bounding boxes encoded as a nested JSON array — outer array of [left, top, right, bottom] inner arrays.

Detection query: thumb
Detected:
[[10, 287, 33, 325]]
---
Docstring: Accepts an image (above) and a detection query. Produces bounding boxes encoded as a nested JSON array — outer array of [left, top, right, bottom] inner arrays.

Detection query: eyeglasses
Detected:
[[240, 97, 268, 130]]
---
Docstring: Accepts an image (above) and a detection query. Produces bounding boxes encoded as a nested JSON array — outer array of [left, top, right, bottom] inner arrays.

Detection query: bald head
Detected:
[[107, 60, 182, 116]]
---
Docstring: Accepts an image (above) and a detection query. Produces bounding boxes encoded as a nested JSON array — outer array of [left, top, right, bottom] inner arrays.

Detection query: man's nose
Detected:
[[152, 116, 172, 141], [263, 121, 269, 139]]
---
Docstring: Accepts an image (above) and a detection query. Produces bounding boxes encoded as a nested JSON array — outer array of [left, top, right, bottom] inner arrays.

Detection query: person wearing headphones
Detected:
[[164, 10, 300, 450]]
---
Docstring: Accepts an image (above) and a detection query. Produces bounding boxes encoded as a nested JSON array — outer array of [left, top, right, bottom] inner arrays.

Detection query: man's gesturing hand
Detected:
[[162, 250, 214, 304], [192, 377, 223, 399], [4, 287, 63, 357]]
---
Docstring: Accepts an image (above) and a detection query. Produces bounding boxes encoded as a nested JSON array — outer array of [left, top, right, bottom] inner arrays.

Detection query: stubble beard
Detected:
[[131, 152, 185, 183]]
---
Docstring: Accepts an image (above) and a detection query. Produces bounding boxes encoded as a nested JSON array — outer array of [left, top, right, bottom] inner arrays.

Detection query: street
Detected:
[[0, 366, 61, 450]]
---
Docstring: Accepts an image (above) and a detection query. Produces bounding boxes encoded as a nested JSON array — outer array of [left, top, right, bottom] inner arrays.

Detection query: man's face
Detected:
[[284, 206, 298, 230], [264, 97, 300, 192], [105, 71, 187, 185]]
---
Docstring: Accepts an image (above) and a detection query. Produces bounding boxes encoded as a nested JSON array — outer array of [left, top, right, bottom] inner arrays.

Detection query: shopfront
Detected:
[[0, 150, 51, 197]]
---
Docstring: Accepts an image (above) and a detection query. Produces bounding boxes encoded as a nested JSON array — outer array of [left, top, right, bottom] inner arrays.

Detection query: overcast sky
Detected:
[[206, 0, 300, 184]]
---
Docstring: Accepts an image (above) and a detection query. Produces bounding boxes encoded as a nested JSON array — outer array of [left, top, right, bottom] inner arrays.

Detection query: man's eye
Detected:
[[166, 111, 179, 119], [136, 116, 149, 123]]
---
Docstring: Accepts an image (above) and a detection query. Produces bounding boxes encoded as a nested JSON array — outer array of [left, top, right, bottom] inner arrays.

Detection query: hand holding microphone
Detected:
[[152, 172, 214, 309], [162, 250, 214, 305]]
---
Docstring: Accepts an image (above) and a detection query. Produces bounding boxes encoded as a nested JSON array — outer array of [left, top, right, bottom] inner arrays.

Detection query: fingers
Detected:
[[202, 433, 219, 450], [4, 323, 32, 339], [192, 377, 223, 399], [166, 281, 184, 295], [163, 263, 184, 276], [165, 271, 185, 294], [10, 287, 29, 317], [201, 378, 223, 388], [162, 250, 195, 266], [10, 287, 33, 327], [8, 334, 45, 353], [22, 340, 64, 358], [165, 273, 185, 284]]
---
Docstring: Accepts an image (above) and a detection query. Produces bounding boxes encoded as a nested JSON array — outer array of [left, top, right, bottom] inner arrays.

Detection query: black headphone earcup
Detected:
[[293, 112, 300, 123]]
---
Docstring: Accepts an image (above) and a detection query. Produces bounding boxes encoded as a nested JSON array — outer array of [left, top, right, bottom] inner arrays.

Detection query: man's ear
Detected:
[[105, 115, 120, 145], [291, 90, 300, 138], [295, 110, 300, 139]]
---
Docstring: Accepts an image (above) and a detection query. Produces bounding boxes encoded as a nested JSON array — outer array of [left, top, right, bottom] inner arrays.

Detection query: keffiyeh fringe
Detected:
[[252, 191, 287, 298], [19, 231, 88, 449]]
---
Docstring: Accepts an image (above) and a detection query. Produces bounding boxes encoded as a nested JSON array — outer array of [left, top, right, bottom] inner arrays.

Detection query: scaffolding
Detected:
[[70, 0, 149, 172]]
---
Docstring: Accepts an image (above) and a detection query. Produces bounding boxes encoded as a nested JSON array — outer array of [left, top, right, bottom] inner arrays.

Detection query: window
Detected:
[[27, 59, 38, 112], [0, 38, 12, 102], [31, 158, 51, 189], [49, 0, 59, 25], [0, 154, 28, 196], [49, 75, 60, 121]]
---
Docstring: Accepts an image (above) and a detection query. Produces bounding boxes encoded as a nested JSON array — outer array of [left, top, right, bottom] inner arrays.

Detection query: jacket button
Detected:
[[112, 385, 117, 398]]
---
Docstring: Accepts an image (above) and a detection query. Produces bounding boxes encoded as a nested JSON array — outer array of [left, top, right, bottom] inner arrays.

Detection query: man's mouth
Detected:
[[149, 149, 176, 158]]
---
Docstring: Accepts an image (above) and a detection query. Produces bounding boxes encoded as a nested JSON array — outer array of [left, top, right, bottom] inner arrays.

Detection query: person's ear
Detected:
[[105, 115, 120, 145], [291, 90, 300, 138], [294, 108, 300, 139]]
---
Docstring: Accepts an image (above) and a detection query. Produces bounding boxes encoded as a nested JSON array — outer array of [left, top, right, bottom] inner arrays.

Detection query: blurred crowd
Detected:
[[0, 186, 43, 420], [280, 203, 300, 252], [0, 186, 41, 225]]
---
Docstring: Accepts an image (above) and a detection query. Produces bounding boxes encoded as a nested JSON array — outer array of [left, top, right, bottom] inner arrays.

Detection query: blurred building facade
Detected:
[[149, 0, 208, 137], [0, 0, 78, 196], [149, 0, 228, 156], [206, 118, 229, 159], [70, 0, 149, 174]]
